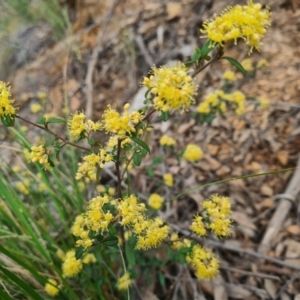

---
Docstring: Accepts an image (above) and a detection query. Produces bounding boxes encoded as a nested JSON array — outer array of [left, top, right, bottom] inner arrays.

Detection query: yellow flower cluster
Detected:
[[29, 145, 51, 169], [148, 193, 164, 210], [241, 58, 254, 71], [68, 111, 101, 138], [62, 249, 83, 278], [197, 90, 246, 116], [170, 233, 191, 250], [118, 195, 169, 250], [159, 134, 176, 146], [201, 1, 271, 52], [30, 103, 42, 113], [72, 195, 114, 248], [222, 70, 236, 82], [183, 144, 203, 162], [102, 104, 144, 139], [0, 81, 16, 117], [142, 64, 197, 113], [203, 194, 231, 237], [258, 97, 270, 109], [71, 214, 93, 248], [82, 253, 97, 264], [186, 245, 219, 280], [190, 194, 231, 238], [117, 272, 132, 291], [44, 279, 60, 297], [163, 173, 173, 187], [75, 161, 97, 182]]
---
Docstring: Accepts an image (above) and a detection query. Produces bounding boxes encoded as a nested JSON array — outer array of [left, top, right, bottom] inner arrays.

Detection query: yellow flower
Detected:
[[102, 104, 144, 139], [16, 181, 30, 195], [62, 250, 83, 278], [148, 193, 164, 210], [135, 217, 170, 250], [82, 253, 97, 264], [241, 58, 254, 71], [0, 81, 17, 117], [222, 70, 236, 82], [258, 97, 270, 109], [190, 215, 206, 236], [30, 103, 42, 113], [183, 144, 203, 162], [56, 249, 66, 261], [142, 63, 197, 113], [29, 145, 51, 169], [45, 279, 60, 297], [257, 58, 269, 68], [201, 1, 271, 52], [117, 272, 132, 291], [160, 134, 176, 146], [163, 173, 173, 187], [186, 245, 219, 280], [68, 111, 86, 138]]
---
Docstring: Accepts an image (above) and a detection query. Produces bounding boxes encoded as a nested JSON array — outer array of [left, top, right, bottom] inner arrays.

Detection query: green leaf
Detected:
[[161, 111, 169, 122], [140, 148, 148, 157], [103, 236, 119, 247], [1, 115, 15, 127], [0, 264, 44, 300], [133, 152, 142, 166], [96, 165, 102, 182], [47, 117, 66, 124], [36, 117, 46, 125], [146, 167, 155, 177], [144, 89, 152, 99], [131, 136, 150, 153], [223, 56, 247, 76], [75, 246, 85, 260], [125, 244, 136, 266], [191, 52, 202, 63], [201, 40, 214, 57], [108, 224, 117, 236], [88, 138, 95, 146], [158, 273, 166, 288]]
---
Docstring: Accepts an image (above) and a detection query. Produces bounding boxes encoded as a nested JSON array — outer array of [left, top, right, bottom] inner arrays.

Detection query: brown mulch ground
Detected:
[[3, 0, 300, 299]]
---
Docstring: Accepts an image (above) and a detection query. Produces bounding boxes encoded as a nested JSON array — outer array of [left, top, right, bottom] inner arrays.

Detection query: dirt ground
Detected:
[[3, 0, 300, 299]]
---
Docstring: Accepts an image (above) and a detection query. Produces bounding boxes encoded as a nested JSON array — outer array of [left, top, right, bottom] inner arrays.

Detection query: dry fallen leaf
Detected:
[[166, 2, 182, 20]]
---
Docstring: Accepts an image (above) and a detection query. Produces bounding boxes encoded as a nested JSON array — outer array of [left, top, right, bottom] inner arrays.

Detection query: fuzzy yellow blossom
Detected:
[[197, 92, 221, 114], [117, 272, 132, 291], [82, 253, 97, 264], [183, 144, 203, 162], [222, 70, 236, 81], [16, 181, 30, 195], [37, 91, 47, 100], [62, 250, 83, 278], [160, 134, 176, 146], [257, 58, 269, 68], [102, 104, 144, 139], [170, 233, 185, 249], [21, 126, 28, 132], [258, 97, 270, 109], [76, 161, 97, 182], [44, 279, 59, 297], [186, 245, 219, 280], [108, 187, 116, 196], [135, 217, 170, 250], [56, 249, 66, 261], [201, 1, 271, 52], [203, 194, 232, 237], [148, 193, 164, 210], [68, 112, 86, 138], [0, 81, 16, 117], [29, 145, 51, 169], [142, 64, 197, 113], [241, 58, 254, 71], [163, 173, 173, 187], [190, 215, 206, 236], [77, 181, 85, 192], [85, 195, 113, 232], [30, 103, 42, 113], [118, 195, 146, 225], [83, 149, 114, 170], [71, 214, 93, 249]]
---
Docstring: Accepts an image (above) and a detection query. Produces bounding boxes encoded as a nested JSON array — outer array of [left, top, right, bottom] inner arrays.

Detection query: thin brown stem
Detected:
[[115, 139, 122, 199], [16, 115, 91, 152], [191, 47, 224, 78]]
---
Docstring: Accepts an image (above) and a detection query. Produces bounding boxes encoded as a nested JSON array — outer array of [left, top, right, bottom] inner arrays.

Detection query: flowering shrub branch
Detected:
[[0, 0, 271, 297]]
